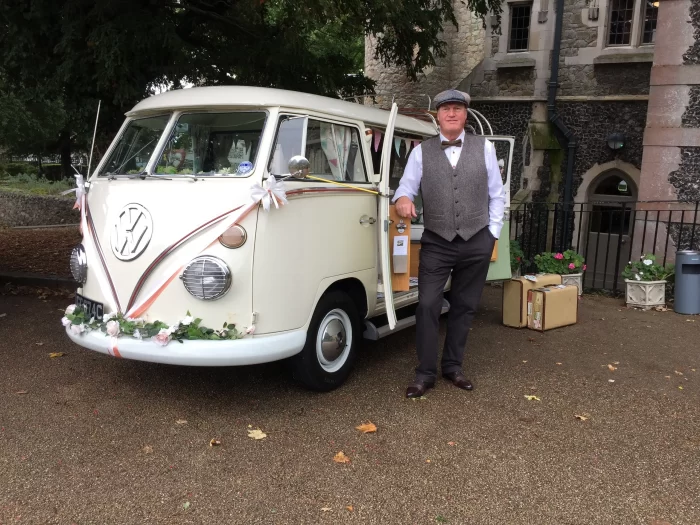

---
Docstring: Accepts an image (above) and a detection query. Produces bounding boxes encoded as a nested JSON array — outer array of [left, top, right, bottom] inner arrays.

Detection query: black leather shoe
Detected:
[[405, 380, 435, 398], [443, 371, 473, 391]]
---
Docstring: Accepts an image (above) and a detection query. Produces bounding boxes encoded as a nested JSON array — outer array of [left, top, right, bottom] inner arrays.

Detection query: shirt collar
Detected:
[[439, 130, 466, 144]]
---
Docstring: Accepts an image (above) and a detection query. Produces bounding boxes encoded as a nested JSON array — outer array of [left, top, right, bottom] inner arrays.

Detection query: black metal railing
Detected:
[[509, 201, 700, 291]]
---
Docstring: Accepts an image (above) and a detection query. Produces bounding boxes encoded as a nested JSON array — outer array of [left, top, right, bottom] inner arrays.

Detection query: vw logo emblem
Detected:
[[111, 203, 153, 261]]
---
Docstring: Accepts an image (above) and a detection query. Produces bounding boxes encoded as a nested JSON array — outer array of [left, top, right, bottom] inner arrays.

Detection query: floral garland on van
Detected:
[[62, 304, 246, 346]]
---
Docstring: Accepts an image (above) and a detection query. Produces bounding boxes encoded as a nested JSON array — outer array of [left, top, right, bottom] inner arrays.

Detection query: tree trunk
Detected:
[[60, 131, 72, 180]]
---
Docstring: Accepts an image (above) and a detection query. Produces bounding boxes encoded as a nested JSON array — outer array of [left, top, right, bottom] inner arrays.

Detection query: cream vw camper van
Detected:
[[62, 86, 514, 391]]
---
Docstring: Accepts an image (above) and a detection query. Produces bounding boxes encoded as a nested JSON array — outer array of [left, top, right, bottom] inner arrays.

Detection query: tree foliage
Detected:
[[0, 0, 500, 175]]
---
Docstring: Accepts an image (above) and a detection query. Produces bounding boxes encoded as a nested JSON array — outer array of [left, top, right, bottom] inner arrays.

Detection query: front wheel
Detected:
[[290, 291, 360, 391]]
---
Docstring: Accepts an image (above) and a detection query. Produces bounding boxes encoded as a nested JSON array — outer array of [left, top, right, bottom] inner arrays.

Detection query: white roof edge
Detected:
[[126, 86, 438, 136]]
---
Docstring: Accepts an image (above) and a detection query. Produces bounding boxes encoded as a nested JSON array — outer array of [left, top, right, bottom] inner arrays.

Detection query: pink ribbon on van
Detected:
[[124, 176, 287, 320]]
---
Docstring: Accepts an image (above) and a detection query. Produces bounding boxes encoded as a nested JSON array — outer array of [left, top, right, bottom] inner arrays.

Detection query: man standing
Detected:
[[393, 89, 505, 398]]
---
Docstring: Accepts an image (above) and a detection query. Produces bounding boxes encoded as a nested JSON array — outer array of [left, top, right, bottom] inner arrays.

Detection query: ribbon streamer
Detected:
[[61, 174, 86, 210], [124, 177, 288, 319], [373, 130, 382, 152]]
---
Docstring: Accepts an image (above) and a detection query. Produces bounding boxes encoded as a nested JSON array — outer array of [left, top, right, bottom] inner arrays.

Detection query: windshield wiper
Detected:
[[129, 171, 172, 180]]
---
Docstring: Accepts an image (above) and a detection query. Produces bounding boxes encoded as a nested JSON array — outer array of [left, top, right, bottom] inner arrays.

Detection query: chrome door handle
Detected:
[[359, 216, 376, 225]]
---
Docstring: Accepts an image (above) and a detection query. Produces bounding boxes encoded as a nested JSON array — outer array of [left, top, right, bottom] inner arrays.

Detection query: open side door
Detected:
[[378, 103, 399, 329], [486, 136, 515, 281]]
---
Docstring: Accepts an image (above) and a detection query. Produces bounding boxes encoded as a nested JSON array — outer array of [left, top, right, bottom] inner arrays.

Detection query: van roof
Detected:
[[126, 86, 438, 136]]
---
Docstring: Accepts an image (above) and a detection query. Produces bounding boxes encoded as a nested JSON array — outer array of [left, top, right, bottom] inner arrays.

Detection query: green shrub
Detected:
[[622, 254, 674, 282], [534, 249, 586, 275], [4, 162, 38, 176], [510, 240, 525, 273]]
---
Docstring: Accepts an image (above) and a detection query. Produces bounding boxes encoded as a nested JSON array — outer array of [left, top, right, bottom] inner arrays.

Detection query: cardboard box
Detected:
[[502, 274, 563, 328], [527, 285, 578, 331]]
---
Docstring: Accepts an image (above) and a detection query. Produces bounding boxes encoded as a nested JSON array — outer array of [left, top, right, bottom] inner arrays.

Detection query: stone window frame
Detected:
[[603, 0, 658, 49], [506, 1, 534, 53]]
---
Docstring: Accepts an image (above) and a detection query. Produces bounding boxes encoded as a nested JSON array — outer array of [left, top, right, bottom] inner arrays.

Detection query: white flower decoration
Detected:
[[61, 316, 72, 327], [65, 304, 77, 315], [70, 324, 86, 335], [643, 259, 653, 266], [167, 324, 180, 335], [103, 312, 116, 323], [133, 329, 142, 340], [635, 274, 641, 281], [106, 320, 120, 337], [181, 315, 193, 326], [250, 175, 288, 211]]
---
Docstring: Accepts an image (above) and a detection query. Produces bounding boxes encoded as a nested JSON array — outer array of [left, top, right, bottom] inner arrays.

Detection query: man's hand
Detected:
[[395, 196, 417, 219]]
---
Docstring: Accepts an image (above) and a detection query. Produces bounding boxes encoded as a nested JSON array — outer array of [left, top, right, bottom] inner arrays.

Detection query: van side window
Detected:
[[268, 116, 368, 183]]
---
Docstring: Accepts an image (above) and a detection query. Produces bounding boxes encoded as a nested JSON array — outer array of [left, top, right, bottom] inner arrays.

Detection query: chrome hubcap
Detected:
[[316, 309, 352, 373]]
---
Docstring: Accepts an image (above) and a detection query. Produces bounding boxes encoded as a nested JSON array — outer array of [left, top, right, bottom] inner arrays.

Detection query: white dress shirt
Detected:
[[392, 130, 506, 239]]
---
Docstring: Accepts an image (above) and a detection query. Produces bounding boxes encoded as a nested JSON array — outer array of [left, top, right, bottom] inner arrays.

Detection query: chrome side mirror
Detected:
[[288, 155, 310, 178]]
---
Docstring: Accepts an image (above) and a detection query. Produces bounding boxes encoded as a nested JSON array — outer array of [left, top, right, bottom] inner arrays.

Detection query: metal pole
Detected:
[[87, 100, 102, 178]]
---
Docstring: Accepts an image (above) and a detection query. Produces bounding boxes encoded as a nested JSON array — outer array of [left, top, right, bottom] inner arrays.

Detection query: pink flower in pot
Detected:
[[554, 253, 564, 260], [569, 263, 576, 270]]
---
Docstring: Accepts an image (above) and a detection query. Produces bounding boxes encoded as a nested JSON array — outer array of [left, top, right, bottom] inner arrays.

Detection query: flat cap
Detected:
[[434, 89, 470, 109]]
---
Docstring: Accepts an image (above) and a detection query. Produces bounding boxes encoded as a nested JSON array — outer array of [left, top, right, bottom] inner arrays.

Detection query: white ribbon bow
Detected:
[[250, 176, 288, 212], [60, 174, 86, 210]]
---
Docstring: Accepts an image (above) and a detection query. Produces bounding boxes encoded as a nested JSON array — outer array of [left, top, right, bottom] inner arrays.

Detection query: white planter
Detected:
[[561, 272, 583, 296], [625, 279, 667, 309]]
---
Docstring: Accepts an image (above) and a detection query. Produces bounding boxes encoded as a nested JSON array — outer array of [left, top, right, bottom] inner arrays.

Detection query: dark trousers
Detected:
[[415, 226, 495, 381]]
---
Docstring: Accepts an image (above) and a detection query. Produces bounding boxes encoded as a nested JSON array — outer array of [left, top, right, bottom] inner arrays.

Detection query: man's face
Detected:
[[437, 103, 468, 136]]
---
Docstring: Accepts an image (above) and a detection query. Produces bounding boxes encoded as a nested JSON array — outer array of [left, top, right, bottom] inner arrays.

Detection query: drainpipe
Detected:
[[548, 0, 577, 250]]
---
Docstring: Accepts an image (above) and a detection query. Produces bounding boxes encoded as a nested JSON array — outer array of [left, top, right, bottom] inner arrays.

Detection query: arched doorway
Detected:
[[583, 170, 638, 290]]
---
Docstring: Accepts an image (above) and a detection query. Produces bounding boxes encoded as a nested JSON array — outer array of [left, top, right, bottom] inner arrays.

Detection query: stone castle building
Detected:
[[365, 0, 699, 279]]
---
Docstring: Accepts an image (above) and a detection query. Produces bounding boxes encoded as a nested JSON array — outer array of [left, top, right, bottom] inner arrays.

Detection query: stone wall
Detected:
[[470, 68, 537, 98], [364, 5, 485, 104], [682, 0, 700, 63], [558, 63, 652, 97], [0, 190, 78, 227], [470, 101, 533, 195], [553, 101, 648, 199]]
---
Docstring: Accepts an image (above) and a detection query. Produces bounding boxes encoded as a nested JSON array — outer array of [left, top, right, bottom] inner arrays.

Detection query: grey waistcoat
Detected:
[[420, 134, 489, 242]]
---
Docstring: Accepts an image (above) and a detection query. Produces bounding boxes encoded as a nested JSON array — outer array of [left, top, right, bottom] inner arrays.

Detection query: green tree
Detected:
[[0, 0, 501, 176]]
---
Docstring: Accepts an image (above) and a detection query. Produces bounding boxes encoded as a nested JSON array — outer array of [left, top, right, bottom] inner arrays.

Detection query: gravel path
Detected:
[[1, 287, 699, 524]]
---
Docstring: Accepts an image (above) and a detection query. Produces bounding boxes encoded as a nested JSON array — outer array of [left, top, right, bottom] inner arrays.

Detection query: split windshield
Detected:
[[98, 111, 267, 177]]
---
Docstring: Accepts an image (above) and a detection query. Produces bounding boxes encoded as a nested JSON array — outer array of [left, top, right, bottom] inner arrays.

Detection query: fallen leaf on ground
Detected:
[[35, 342, 44, 346], [522, 360, 528, 363], [15, 390, 28, 395], [49, 352, 66, 358], [686, 319, 695, 322], [665, 376, 671, 379], [142, 445, 153, 454], [655, 306, 668, 312], [613, 361, 620, 365], [556, 362, 563, 365], [182, 501, 191, 510], [345, 506, 354, 512], [333, 451, 350, 464], [574, 414, 590, 421], [608, 379, 615, 383], [524, 395, 541, 401], [675, 371, 684, 376], [321, 507, 332, 512], [355, 422, 377, 433], [247, 429, 267, 440], [447, 441, 456, 446], [410, 396, 428, 401], [209, 439, 221, 447], [175, 419, 187, 425], [608, 364, 617, 371], [0, 313, 6, 318], [679, 386, 684, 390]]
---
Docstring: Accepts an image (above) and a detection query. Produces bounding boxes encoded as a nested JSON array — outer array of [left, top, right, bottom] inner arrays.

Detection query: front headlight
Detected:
[[70, 244, 88, 284], [180, 256, 231, 300]]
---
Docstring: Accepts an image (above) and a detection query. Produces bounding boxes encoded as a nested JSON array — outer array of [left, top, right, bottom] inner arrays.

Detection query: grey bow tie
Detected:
[[441, 139, 462, 150]]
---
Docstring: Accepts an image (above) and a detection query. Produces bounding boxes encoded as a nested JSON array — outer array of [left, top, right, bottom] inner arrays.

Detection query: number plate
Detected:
[[75, 293, 104, 321]]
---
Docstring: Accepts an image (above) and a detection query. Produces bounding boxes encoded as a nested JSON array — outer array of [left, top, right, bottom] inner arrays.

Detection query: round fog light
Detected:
[[70, 244, 88, 284], [181, 256, 231, 300]]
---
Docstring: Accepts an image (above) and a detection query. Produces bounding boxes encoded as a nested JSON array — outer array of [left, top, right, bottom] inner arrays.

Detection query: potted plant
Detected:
[[533, 249, 586, 296], [622, 254, 674, 309], [510, 240, 525, 279]]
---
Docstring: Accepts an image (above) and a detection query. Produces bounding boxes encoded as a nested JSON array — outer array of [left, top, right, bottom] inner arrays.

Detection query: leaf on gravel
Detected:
[[182, 501, 191, 510], [613, 361, 620, 365], [142, 445, 153, 454], [655, 306, 668, 312], [665, 376, 671, 379], [209, 439, 221, 447], [675, 371, 684, 376], [556, 362, 563, 365], [524, 395, 541, 401], [679, 386, 684, 390], [176, 419, 187, 425], [321, 507, 332, 512], [49, 352, 66, 358], [35, 342, 44, 346], [333, 451, 350, 464], [447, 441, 456, 446], [247, 429, 267, 440], [608, 364, 617, 371], [574, 414, 590, 421], [410, 396, 428, 401], [608, 379, 615, 383], [0, 313, 6, 318], [355, 422, 377, 434], [15, 390, 28, 395], [345, 506, 354, 512]]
